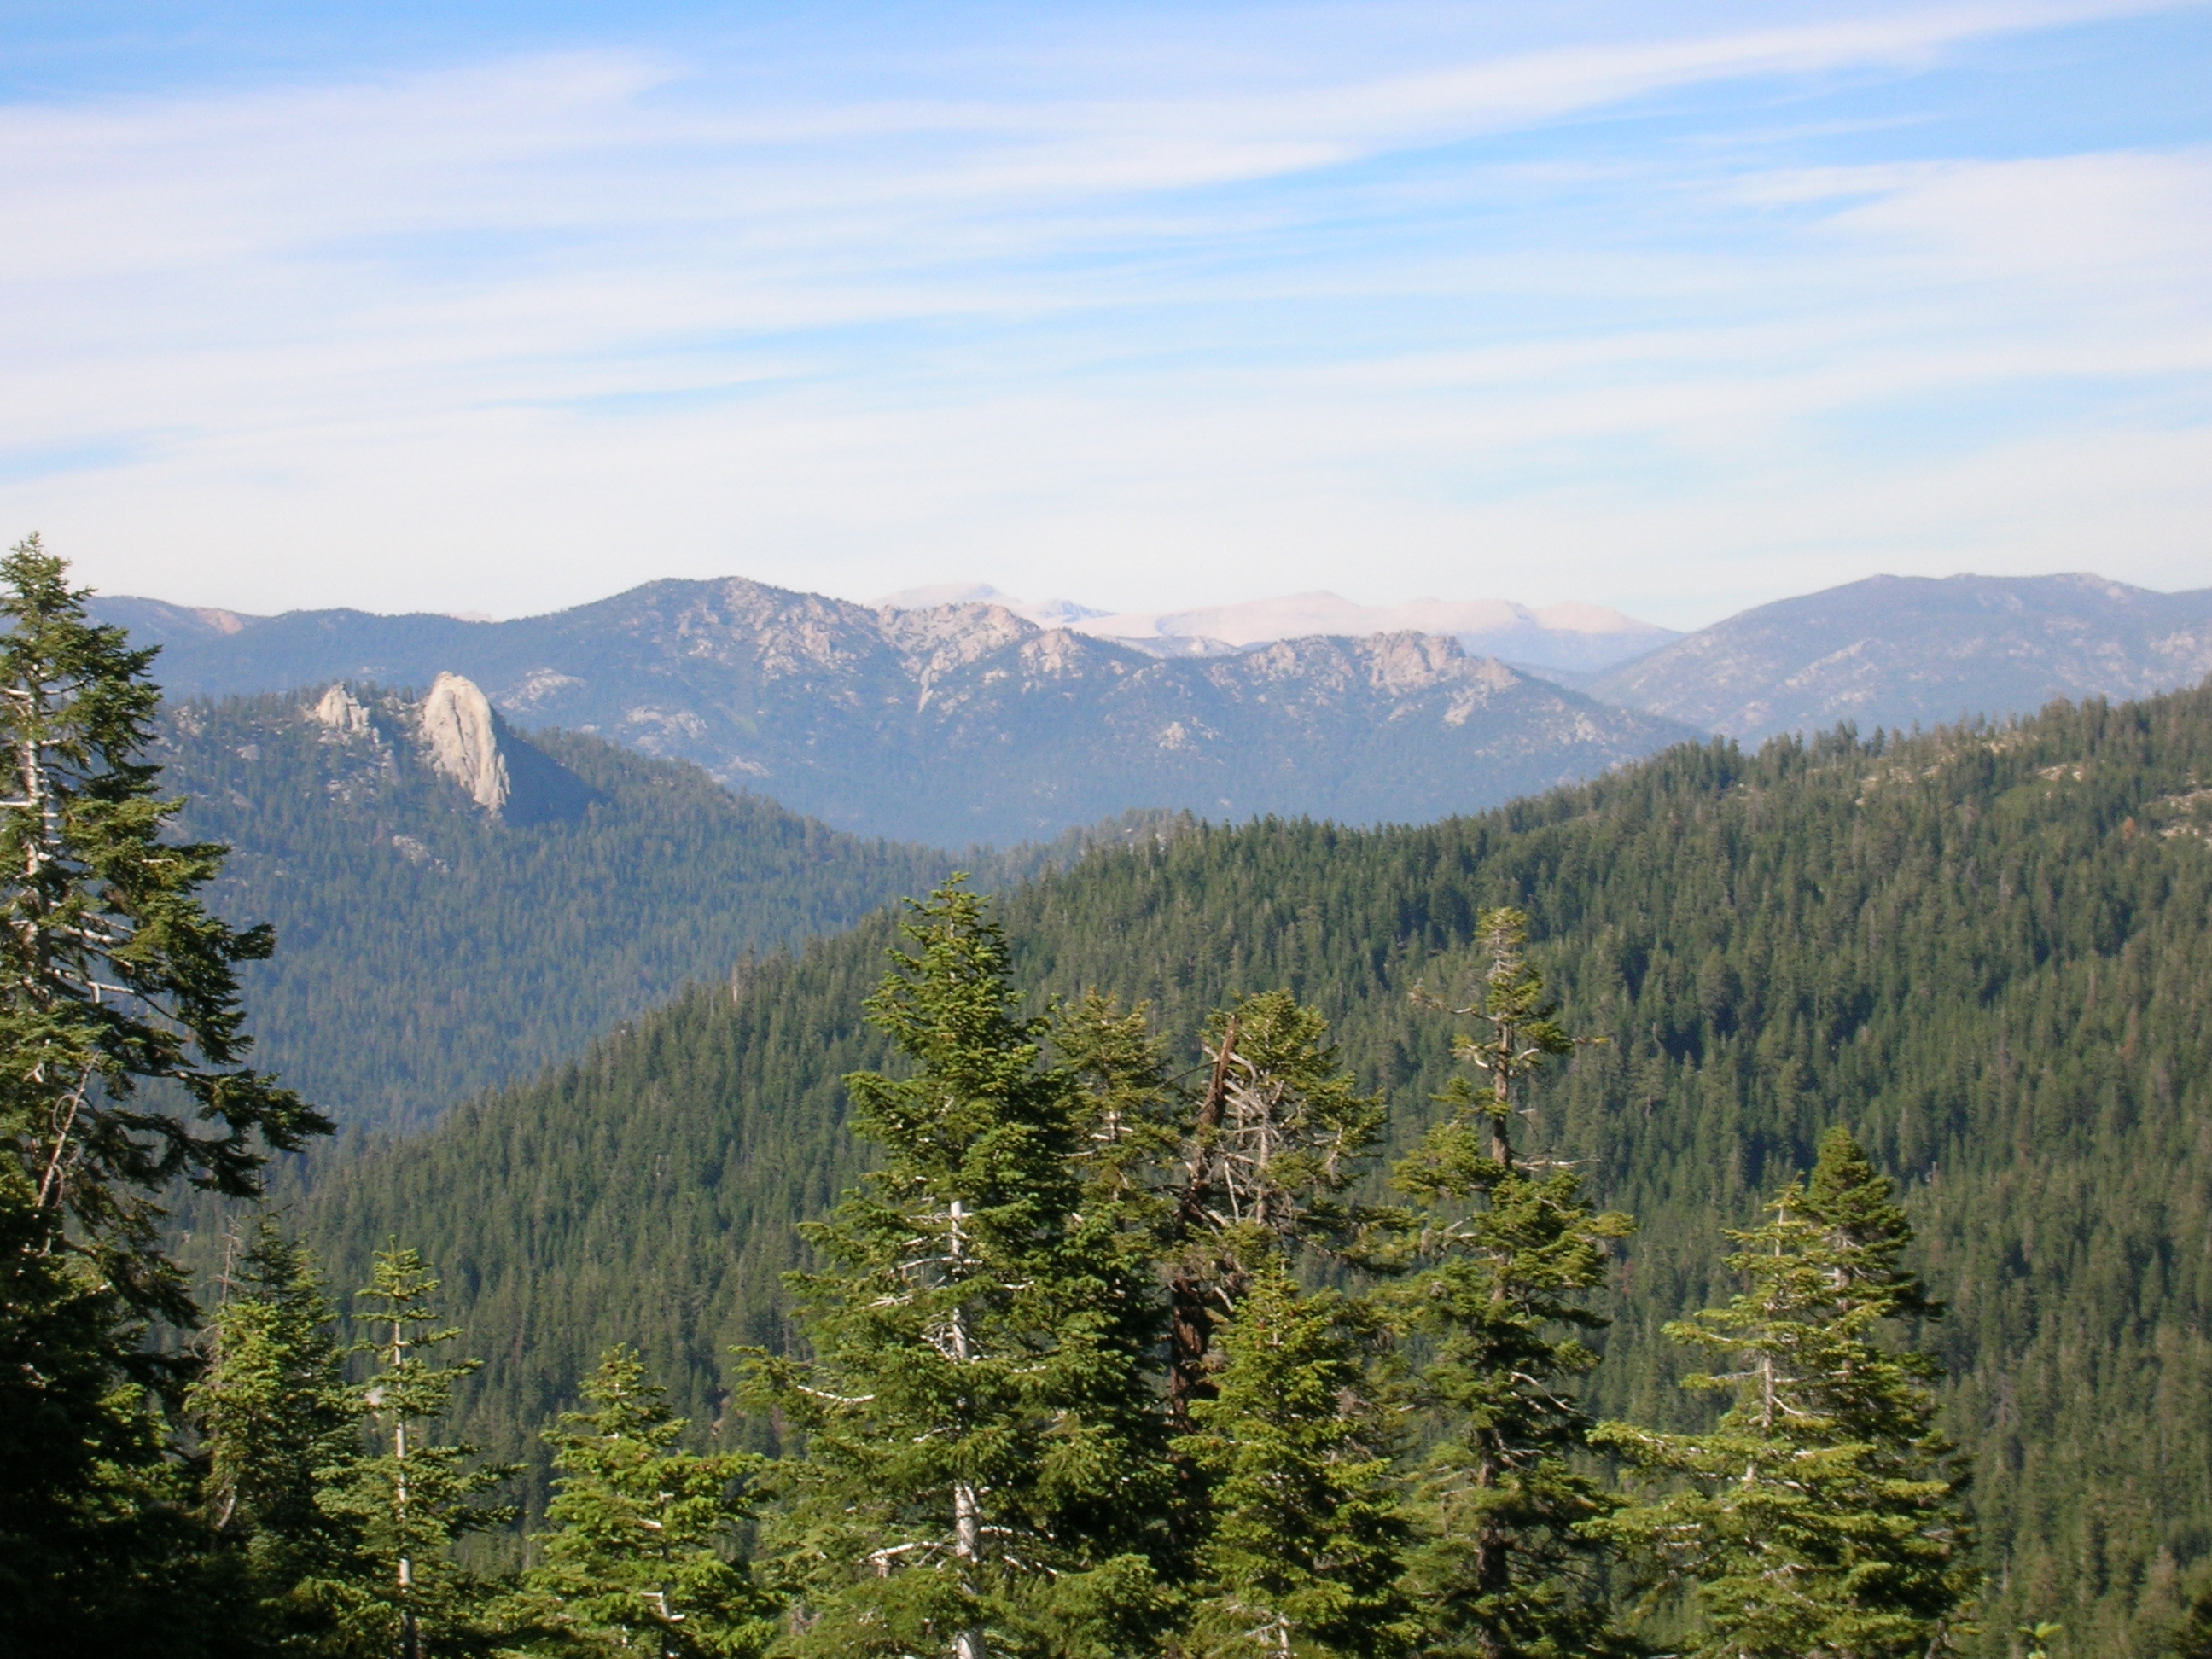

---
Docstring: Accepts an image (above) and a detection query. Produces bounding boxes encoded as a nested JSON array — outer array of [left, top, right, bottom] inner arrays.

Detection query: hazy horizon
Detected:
[[6, 1, 2209, 629]]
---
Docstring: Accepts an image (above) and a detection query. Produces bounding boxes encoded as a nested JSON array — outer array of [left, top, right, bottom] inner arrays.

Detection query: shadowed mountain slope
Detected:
[[164, 684, 958, 1128]]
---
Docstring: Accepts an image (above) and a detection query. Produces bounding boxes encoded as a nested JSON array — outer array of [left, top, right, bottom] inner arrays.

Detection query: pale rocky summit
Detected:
[[311, 684, 374, 738], [416, 672, 512, 814]]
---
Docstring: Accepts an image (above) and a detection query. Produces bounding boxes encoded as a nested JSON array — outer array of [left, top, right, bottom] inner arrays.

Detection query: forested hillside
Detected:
[[162, 687, 958, 1126], [300, 682, 2212, 1656]]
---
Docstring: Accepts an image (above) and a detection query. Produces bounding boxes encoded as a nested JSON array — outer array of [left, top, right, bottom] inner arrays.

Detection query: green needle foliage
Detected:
[[0, 536, 323, 1318], [741, 882, 1174, 1659], [187, 1218, 364, 1653], [1385, 908, 1637, 1659], [1177, 1260, 1414, 1659], [319, 1246, 518, 1659], [519, 1345, 775, 1658], [0, 537, 325, 1651], [1592, 1128, 1980, 1658]]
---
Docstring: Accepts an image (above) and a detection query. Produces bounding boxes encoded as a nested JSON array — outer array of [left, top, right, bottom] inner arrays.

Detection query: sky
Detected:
[[3, 1, 2209, 628]]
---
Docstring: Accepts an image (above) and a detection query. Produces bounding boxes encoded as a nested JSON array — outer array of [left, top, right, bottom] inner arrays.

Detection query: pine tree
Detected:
[[1591, 1128, 1980, 1658], [0, 537, 325, 1651], [520, 1346, 774, 1657], [186, 1218, 364, 1653], [318, 1246, 516, 1659], [741, 882, 1174, 1659], [1385, 908, 1636, 1659], [1177, 1260, 1414, 1659]]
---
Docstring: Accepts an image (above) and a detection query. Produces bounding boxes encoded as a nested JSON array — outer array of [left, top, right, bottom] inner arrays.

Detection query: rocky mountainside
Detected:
[[163, 679, 958, 1126], [102, 578, 1697, 846], [1591, 573, 2212, 740]]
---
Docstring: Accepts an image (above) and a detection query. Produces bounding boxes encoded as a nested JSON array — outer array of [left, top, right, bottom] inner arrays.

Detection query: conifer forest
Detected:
[[12, 535, 2212, 1659]]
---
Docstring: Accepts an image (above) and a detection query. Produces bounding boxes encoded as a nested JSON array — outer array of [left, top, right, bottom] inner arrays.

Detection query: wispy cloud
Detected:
[[1, 0, 2208, 621]]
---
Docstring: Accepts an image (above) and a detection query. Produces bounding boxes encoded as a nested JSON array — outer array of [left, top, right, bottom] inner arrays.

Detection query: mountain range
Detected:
[[876, 583, 1679, 671], [1587, 572, 2212, 740], [98, 568, 2212, 847], [102, 579, 1691, 847]]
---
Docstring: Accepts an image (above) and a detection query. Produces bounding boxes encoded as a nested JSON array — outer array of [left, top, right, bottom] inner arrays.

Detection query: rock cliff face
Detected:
[[100, 576, 1697, 846], [300, 678, 598, 825], [1591, 573, 2212, 741], [416, 672, 511, 813]]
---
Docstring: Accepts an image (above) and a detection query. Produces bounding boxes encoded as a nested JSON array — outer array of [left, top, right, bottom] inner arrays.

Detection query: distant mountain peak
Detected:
[[1590, 571, 2212, 740], [874, 583, 1106, 629]]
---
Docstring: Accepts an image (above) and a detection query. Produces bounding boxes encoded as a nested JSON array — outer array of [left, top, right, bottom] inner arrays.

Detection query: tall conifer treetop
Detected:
[[0, 535, 323, 1318], [1592, 1128, 1979, 1658], [1178, 1260, 1415, 1659], [742, 881, 1173, 1659], [523, 1345, 775, 1658], [320, 1245, 518, 1659], [1387, 906, 1637, 1659]]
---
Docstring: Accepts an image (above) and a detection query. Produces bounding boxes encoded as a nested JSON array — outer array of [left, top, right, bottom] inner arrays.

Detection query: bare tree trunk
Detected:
[[1166, 1020, 1237, 1433], [943, 1199, 986, 1659]]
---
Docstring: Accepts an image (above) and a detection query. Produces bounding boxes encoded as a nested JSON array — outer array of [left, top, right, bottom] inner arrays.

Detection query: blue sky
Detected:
[[3, 2, 2208, 626]]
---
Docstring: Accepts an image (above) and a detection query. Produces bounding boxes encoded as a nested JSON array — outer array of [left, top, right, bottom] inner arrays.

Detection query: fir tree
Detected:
[[318, 1246, 516, 1659], [1386, 908, 1636, 1659], [0, 1188, 214, 1653], [741, 882, 1174, 1659], [520, 1346, 774, 1658], [186, 1218, 364, 1653], [0, 537, 323, 1650], [1177, 1260, 1414, 1659], [1592, 1128, 1980, 1658], [0, 535, 323, 1317]]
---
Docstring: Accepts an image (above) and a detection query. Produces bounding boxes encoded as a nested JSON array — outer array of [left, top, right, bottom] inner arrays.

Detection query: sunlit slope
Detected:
[[306, 686, 2212, 1654]]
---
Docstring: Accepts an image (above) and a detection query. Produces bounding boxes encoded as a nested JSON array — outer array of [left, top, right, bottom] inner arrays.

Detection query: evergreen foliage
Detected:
[[0, 538, 324, 1654], [0, 535, 323, 1313], [1177, 1260, 1415, 1659], [301, 683, 2212, 1655], [1384, 909, 1636, 1659], [317, 1246, 519, 1658], [1592, 1128, 1978, 1657], [1161, 989, 1388, 1429], [519, 1346, 772, 1658], [187, 1217, 364, 1652], [740, 884, 1174, 1659], [161, 689, 962, 1128]]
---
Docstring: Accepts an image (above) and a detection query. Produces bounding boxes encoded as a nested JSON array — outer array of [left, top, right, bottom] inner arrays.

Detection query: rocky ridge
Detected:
[[103, 577, 1695, 846]]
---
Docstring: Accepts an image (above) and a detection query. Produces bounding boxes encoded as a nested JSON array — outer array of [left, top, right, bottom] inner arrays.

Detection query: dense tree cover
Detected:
[[303, 680, 2212, 1656], [202, 883, 1953, 1657], [0, 538, 328, 1652], [160, 690, 961, 1128], [163, 688, 1190, 1130]]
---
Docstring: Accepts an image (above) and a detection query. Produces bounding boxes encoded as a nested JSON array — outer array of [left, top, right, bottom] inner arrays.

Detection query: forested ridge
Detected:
[[296, 679, 2212, 1655], [156, 689, 958, 1127]]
